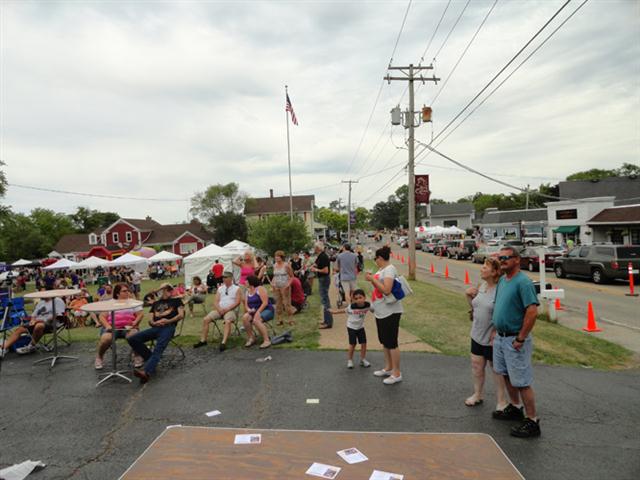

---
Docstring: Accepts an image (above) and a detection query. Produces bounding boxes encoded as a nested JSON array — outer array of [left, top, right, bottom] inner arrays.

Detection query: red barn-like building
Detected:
[[54, 217, 214, 261]]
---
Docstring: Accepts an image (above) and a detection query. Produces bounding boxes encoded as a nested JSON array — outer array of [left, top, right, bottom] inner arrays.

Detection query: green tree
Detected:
[[353, 207, 371, 229], [316, 207, 347, 233], [213, 212, 248, 246], [0, 212, 46, 260], [30, 208, 76, 254], [248, 215, 310, 255], [0, 160, 9, 218], [370, 196, 401, 230], [616, 163, 640, 177], [190, 183, 247, 225], [69, 206, 119, 233]]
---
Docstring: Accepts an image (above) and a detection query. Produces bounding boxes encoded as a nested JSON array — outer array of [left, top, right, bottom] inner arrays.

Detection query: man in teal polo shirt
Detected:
[[492, 246, 541, 438]]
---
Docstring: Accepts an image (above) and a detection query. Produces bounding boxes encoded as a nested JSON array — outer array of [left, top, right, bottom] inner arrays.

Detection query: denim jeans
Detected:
[[127, 325, 176, 375], [318, 275, 333, 327]]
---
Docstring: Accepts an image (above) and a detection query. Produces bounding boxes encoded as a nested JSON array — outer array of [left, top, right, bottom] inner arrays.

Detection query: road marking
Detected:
[[599, 317, 640, 332]]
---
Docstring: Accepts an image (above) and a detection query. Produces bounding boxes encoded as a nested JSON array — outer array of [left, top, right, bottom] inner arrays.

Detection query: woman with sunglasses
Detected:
[[94, 283, 144, 370], [464, 258, 508, 409]]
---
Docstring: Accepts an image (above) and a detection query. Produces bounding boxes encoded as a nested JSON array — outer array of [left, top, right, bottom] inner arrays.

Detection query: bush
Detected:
[[248, 215, 311, 255]]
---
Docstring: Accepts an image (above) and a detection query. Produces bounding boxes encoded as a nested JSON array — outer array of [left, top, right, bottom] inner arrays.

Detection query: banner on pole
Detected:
[[349, 210, 356, 225], [415, 174, 430, 203]]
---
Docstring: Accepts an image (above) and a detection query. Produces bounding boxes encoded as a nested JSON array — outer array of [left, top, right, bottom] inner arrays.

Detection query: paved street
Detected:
[[0, 346, 638, 480], [385, 246, 640, 353]]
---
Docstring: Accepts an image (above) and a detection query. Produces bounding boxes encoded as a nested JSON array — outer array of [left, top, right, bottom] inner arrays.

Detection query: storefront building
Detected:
[[587, 204, 640, 245], [546, 197, 614, 246]]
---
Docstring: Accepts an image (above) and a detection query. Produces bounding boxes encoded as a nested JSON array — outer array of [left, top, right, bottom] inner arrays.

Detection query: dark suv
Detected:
[[447, 240, 477, 260], [553, 245, 640, 284]]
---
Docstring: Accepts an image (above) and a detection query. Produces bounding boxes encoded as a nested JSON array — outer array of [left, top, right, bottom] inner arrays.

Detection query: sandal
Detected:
[[244, 340, 256, 348], [464, 396, 484, 407], [259, 342, 271, 349]]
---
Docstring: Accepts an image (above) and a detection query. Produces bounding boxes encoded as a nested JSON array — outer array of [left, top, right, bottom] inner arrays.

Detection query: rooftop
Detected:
[[245, 194, 315, 215], [429, 203, 475, 217], [559, 177, 640, 206], [587, 204, 640, 224]]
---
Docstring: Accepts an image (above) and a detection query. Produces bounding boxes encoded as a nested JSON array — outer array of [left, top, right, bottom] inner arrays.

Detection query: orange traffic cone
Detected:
[[554, 288, 564, 310], [582, 301, 602, 332], [430, 263, 435, 274], [401, 255, 405, 264], [444, 265, 449, 279], [464, 270, 470, 285]]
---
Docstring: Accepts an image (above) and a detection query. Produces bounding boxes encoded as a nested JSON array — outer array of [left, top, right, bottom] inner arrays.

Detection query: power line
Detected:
[[360, 164, 407, 205], [343, 0, 413, 178], [8, 183, 189, 202], [430, 0, 498, 106], [419, 0, 452, 65], [431, 0, 472, 62], [422, 0, 590, 152], [432, 0, 572, 145]]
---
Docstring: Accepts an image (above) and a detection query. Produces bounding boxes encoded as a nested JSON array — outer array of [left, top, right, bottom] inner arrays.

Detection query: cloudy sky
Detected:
[[1, 0, 638, 223]]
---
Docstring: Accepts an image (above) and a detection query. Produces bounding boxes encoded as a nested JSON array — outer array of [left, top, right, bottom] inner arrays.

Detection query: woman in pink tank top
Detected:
[[233, 250, 257, 286]]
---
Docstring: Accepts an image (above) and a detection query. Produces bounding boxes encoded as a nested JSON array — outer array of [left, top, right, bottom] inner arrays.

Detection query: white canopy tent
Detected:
[[73, 256, 109, 270], [148, 250, 182, 263], [183, 243, 234, 287], [108, 253, 150, 273], [223, 240, 254, 256], [443, 226, 465, 235], [44, 258, 79, 270], [12, 259, 33, 267]]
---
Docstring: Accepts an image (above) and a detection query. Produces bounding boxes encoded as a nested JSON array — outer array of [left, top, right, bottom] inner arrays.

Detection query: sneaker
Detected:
[[193, 340, 207, 349], [492, 404, 525, 421], [511, 418, 541, 438], [383, 374, 403, 385], [16, 343, 36, 355], [133, 369, 150, 384], [359, 359, 371, 368], [347, 360, 354, 369], [0, 348, 7, 359], [373, 369, 392, 377], [133, 355, 145, 369], [94, 357, 104, 370], [219, 343, 227, 352]]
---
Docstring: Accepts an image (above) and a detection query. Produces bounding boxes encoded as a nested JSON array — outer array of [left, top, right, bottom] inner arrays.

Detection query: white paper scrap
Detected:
[[306, 398, 320, 404], [205, 410, 221, 417], [369, 470, 404, 480], [234, 434, 262, 445], [305, 462, 341, 479], [165, 424, 182, 429], [0, 460, 46, 480], [337, 447, 368, 464]]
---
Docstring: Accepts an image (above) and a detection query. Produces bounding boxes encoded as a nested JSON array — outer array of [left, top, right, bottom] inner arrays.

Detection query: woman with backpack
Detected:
[[366, 245, 403, 385]]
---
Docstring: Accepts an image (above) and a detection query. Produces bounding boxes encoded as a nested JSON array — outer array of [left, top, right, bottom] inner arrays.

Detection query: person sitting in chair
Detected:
[[0, 292, 66, 357], [241, 275, 274, 349], [193, 271, 241, 352], [127, 284, 184, 384]]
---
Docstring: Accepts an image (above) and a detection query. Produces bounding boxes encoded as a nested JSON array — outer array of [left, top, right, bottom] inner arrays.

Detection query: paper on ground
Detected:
[[306, 398, 320, 404], [337, 447, 368, 464], [369, 470, 404, 480], [205, 410, 221, 417], [0, 460, 46, 480], [305, 462, 341, 479], [234, 434, 262, 445]]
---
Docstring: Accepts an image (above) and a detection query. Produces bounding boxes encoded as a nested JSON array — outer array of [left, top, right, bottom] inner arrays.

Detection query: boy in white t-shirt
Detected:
[[329, 289, 371, 369]]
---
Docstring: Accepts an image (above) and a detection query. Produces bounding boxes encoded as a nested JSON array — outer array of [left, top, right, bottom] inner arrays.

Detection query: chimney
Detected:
[[269, 189, 274, 198], [145, 215, 152, 221]]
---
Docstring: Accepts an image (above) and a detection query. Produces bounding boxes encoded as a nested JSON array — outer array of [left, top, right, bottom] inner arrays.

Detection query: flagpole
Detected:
[[285, 85, 293, 220]]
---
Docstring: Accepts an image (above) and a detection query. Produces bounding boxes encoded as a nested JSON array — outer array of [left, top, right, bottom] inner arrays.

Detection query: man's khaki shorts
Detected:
[[205, 310, 237, 323]]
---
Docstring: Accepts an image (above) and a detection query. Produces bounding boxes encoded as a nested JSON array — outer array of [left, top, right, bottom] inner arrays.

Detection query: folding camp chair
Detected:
[[210, 307, 242, 341], [42, 313, 72, 351], [168, 315, 186, 361]]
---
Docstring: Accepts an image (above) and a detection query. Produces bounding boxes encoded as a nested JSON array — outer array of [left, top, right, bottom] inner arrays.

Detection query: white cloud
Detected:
[[1, 0, 638, 221]]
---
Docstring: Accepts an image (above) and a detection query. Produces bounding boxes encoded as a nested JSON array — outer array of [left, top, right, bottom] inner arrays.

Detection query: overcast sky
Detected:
[[1, 0, 638, 223]]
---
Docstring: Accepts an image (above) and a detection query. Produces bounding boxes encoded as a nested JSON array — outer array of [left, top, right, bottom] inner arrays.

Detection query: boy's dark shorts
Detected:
[[347, 327, 367, 346]]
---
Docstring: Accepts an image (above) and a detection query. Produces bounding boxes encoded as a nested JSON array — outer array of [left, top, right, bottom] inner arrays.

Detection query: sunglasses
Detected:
[[498, 255, 516, 261]]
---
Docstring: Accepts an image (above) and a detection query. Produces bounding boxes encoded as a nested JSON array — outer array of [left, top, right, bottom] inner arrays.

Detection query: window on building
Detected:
[[610, 230, 623, 244], [112, 232, 119, 243], [179, 242, 197, 254], [88, 234, 97, 245], [125, 231, 132, 243], [631, 228, 640, 245], [443, 220, 458, 227]]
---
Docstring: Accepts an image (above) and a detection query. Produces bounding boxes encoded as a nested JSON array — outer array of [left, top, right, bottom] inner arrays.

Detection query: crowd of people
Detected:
[[1, 238, 541, 438]]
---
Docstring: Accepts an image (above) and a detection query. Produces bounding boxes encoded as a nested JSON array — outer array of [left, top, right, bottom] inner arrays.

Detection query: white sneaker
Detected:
[[383, 374, 403, 385], [347, 360, 354, 369], [0, 348, 7, 359], [373, 369, 392, 377], [16, 344, 36, 355], [360, 359, 371, 368]]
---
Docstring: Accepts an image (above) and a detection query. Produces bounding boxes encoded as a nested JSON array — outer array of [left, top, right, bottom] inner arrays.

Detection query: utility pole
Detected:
[[525, 184, 530, 210], [342, 179, 359, 244], [385, 64, 439, 280], [285, 85, 294, 220]]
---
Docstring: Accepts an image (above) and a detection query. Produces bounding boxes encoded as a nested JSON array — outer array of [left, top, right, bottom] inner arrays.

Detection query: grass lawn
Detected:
[[361, 261, 636, 370], [14, 278, 320, 351]]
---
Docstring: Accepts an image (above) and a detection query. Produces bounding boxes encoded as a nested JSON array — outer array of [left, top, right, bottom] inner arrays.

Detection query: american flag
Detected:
[[286, 93, 298, 126]]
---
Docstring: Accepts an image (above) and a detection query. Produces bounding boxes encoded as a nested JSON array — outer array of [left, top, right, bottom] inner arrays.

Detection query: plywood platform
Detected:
[[120, 427, 523, 479]]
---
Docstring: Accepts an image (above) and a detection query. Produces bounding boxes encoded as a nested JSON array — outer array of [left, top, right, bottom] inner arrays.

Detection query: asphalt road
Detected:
[[384, 246, 640, 353], [1, 346, 638, 479]]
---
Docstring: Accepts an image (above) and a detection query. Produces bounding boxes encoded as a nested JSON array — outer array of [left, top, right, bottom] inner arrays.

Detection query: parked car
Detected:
[[396, 236, 408, 246], [422, 239, 439, 253], [434, 240, 458, 257], [472, 245, 501, 263], [498, 239, 525, 252], [447, 240, 478, 260], [520, 247, 564, 272], [523, 232, 545, 246], [553, 245, 640, 284]]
